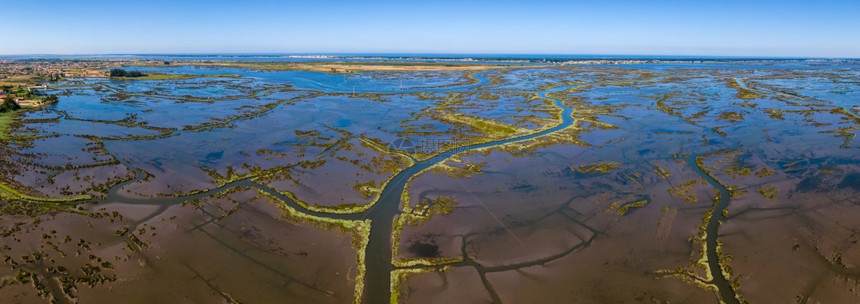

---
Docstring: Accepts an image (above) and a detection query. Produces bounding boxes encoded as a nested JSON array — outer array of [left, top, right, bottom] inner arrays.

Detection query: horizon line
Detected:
[[1, 52, 858, 60]]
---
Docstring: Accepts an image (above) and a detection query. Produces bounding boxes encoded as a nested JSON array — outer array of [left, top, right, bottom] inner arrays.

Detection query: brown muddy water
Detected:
[[1, 63, 859, 303]]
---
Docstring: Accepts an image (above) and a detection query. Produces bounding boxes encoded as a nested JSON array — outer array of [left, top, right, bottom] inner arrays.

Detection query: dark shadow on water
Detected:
[[509, 182, 537, 193], [408, 241, 440, 258], [205, 150, 224, 162], [838, 173, 860, 191], [796, 176, 822, 192]]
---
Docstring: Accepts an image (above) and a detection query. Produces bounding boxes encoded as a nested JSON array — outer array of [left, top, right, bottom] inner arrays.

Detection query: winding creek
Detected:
[[362, 83, 578, 303], [688, 151, 740, 304]]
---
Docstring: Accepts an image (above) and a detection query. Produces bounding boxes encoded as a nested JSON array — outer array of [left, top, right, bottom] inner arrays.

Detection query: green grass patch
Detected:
[[0, 182, 91, 203], [0, 111, 21, 140]]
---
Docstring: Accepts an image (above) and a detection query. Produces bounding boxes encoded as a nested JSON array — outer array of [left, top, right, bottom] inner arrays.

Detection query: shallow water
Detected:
[[0, 62, 858, 303]]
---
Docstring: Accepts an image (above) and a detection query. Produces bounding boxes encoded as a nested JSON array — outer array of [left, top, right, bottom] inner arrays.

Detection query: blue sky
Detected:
[[2, 0, 859, 57]]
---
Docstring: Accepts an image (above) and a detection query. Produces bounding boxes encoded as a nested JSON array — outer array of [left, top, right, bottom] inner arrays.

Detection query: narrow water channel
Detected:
[[362, 81, 577, 303], [688, 151, 741, 304]]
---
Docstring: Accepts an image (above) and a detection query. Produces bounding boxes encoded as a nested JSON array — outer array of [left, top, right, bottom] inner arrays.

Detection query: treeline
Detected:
[[41, 73, 64, 82], [109, 69, 147, 77], [44, 95, 59, 104], [1, 85, 34, 98], [1, 96, 21, 113], [0, 95, 59, 113]]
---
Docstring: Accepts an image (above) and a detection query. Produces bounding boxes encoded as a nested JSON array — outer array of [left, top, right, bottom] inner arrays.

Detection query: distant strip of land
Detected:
[[112, 73, 243, 80], [137, 61, 509, 73]]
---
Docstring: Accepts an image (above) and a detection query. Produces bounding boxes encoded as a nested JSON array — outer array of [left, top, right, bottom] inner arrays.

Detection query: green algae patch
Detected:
[[0, 182, 91, 204], [358, 136, 415, 169], [275, 189, 375, 215], [571, 162, 620, 175], [390, 267, 451, 304], [765, 108, 784, 120], [478, 92, 499, 100], [615, 199, 649, 216], [726, 78, 764, 100], [200, 166, 254, 187], [718, 111, 745, 123], [755, 167, 776, 178], [669, 180, 701, 203], [1, 200, 83, 217], [405, 196, 459, 225], [435, 111, 521, 136], [820, 166, 843, 175], [756, 185, 779, 199], [655, 92, 681, 117], [706, 147, 753, 178], [654, 163, 671, 179], [430, 159, 486, 179], [823, 126, 859, 149], [353, 180, 381, 199]]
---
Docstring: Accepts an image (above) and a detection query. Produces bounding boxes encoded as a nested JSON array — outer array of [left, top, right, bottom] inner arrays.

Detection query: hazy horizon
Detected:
[[2, 53, 858, 60]]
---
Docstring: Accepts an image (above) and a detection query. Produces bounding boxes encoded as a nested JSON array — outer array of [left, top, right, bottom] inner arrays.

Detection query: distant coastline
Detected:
[[1, 53, 858, 65]]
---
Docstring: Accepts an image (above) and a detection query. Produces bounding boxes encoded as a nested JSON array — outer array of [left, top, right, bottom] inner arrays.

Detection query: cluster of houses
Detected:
[[0, 59, 107, 77]]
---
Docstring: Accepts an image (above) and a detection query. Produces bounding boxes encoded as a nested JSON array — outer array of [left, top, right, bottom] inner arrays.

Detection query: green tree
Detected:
[[110, 69, 128, 77], [109, 69, 147, 77], [44, 95, 59, 104], [0, 96, 21, 113]]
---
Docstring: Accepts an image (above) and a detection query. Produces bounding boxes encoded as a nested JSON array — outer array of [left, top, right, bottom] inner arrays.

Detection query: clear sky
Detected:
[[2, 0, 858, 57]]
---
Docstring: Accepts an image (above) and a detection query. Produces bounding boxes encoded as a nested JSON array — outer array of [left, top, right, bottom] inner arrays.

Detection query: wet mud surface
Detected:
[[1, 64, 858, 303]]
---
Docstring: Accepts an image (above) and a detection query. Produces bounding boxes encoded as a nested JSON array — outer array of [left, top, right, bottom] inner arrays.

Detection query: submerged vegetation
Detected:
[[572, 161, 621, 175], [726, 78, 764, 100]]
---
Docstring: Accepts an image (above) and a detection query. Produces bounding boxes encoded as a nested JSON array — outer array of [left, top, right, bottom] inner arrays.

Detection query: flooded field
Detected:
[[1, 62, 859, 303]]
